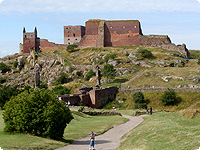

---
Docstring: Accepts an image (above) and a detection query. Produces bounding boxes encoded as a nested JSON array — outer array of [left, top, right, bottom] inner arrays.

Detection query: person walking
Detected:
[[89, 131, 96, 150]]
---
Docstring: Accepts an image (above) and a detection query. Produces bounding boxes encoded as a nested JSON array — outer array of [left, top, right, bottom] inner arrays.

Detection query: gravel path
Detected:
[[56, 115, 144, 150]]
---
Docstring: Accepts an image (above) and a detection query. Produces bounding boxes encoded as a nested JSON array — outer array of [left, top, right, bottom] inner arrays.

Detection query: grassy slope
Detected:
[[118, 112, 200, 150], [0, 110, 128, 150]]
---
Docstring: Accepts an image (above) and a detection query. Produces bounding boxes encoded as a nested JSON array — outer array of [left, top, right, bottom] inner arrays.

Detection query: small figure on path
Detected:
[[150, 107, 152, 115], [89, 131, 96, 150], [146, 108, 149, 114], [96, 65, 101, 86]]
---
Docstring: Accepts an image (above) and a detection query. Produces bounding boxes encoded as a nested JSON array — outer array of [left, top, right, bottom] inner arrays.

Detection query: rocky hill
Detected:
[[0, 46, 200, 93]]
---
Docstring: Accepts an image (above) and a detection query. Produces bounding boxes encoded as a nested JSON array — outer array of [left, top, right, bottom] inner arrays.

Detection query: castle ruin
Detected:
[[20, 19, 190, 58]]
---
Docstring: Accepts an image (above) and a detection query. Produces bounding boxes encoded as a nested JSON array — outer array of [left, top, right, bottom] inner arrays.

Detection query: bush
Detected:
[[0, 85, 19, 109], [3, 89, 73, 140], [85, 69, 95, 81], [133, 92, 147, 109], [76, 71, 83, 77], [198, 59, 200, 65], [56, 73, 68, 84], [137, 49, 154, 59], [66, 44, 79, 52], [101, 64, 116, 79], [161, 89, 180, 105], [0, 78, 6, 84], [13, 61, 18, 68], [52, 85, 70, 95], [0, 63, 11, 73], [40, 82, 48, 89], [55, 61, 61, 65]]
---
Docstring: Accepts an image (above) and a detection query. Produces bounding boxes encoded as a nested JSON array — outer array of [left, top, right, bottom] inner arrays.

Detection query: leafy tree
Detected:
[[198, 58, 200, 65], [133, 92, 147, 109], [101, 64, 116, 79], [66, 44, 79, 52], [85, 69, 95, 81], [40, 82, 48, 89], [13, 61, 18, 68], [56, 73, 68, 84], [53, 85, 70, 95], [0, 85, 19, 109], [3, 89, 73, 140], [161, 89, 180, 105], [137, 49, 154, 59], [0, 63, 11, 73]]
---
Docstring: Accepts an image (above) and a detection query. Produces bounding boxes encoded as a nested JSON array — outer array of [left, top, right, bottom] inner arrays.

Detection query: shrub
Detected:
[[101, 64, 116, 79], [0, 78, 6, 84], [0, 63, 11, 73], [133, 92, 147, 109], [40, 82, 48, 89], [0, 85, 19, 109], [55, 61, 61, 65], [85, 69, 95, 81], [52, 85, 70, 95], [198, 59, 200, 65], [13, 61, 18, 68], [3, 89, 73, 140], [104, 54, 117, 63], [56, 73, 68, 84], [66, 44, 79, 52], [137, 49, 154, 59], [76, 71, 83, 77], [161, 89, 180, 105]]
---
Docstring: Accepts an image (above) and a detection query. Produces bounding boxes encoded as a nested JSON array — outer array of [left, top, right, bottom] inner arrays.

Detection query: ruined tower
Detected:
[[23, 27, 40, 53], [64, 25, 85, 45]]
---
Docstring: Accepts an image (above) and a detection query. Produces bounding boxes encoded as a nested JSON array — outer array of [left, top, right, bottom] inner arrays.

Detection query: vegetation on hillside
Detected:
[[3, 89, 73, 140]]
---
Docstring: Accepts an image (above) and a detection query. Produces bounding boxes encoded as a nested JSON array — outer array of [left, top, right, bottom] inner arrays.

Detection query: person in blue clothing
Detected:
[[89, 131, 95, 150]]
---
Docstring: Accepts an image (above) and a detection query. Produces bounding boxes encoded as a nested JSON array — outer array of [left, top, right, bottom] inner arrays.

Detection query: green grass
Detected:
[[0, 110, 128, 150], [118, 112, 200, 150]]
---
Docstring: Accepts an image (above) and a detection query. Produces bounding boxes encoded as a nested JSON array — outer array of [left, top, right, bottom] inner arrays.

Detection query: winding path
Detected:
[[56, 115, 144, 150]]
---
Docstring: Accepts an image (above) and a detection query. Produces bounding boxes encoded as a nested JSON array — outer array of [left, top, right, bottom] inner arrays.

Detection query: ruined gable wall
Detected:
[[40, 39, 67, 52], [79, 20, 101, 48], [23, 33, 37, 53], [64, 26, 85, 45], [140, 35, 190, 58], [104, 20, 142, 47]]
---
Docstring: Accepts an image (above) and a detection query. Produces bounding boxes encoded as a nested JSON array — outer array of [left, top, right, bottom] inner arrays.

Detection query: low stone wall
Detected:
[[121, 88, 200, 93], [83, 111, 122, 116]]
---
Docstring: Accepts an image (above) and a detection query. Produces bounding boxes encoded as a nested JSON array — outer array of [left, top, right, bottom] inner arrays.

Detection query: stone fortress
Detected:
[[20, 19, 190, 58], [19, 19, 191, 108]]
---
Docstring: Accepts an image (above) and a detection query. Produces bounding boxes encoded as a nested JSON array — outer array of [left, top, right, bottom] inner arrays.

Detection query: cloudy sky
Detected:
[[0, 0, 200, 57]]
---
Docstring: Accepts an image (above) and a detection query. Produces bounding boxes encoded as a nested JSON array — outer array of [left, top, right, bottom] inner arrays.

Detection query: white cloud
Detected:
[[198, 0, 200, 3], [0, 0, 200, 13], [0, 0, 3, 3]]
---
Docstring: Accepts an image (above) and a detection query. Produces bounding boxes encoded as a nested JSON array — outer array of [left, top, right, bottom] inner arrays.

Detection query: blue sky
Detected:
[[0, 0, 200, 58]]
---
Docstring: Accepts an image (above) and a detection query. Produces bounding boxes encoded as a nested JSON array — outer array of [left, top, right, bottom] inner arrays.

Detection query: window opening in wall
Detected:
[[68, 31, 70, 33], [66, 27, 68, 29], [68, 43, 70, 45], [73, 34, 75, 37], [24, 35, 26, 38], [134, 26, 137, 28], [68, 39, 70, 40], [75, 39, 77, 40], [110, 27, 113, 29], [123, 26, 126, 28]]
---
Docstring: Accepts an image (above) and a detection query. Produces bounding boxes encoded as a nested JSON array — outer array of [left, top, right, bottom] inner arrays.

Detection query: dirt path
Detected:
[[56, 115, 145, 150]]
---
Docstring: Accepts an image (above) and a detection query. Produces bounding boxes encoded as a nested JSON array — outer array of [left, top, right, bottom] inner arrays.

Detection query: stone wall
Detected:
[[40, 39, 68, 52], [139, 35, 190, 58], [121, 87, 200, 93]]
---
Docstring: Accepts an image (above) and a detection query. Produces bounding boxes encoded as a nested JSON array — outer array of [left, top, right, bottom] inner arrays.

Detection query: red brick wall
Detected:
[[40, 39, 67, 52], [104, 20, 142, 47], [23, 33, 37, 53]]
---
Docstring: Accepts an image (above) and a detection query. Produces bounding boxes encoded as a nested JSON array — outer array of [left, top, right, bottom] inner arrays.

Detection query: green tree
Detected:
[[161, 89, 180, 105], [66, 44, 79, 52], [0, 63, 11, 73], [53, 85, 70, 95], [85, 69, 95, 81], [133, 92, 147, 109], [3, 89, 73, 140], [56, 73, 68, 84], [137, 49, 154, 59], [101, 64, 116, 79], [0, 85, 19, 109]]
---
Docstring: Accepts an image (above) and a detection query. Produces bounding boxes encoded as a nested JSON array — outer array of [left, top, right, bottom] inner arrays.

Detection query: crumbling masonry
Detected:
[[20, 19, 190, 58]]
